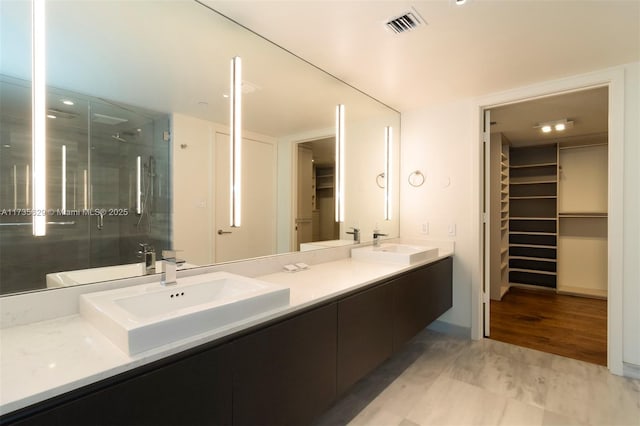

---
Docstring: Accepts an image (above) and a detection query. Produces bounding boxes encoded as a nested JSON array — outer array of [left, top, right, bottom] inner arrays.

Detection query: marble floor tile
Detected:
[[348, 405, 404, 426], [365, 376, 433, 418], [542, 410, 589, 426], [544, 368, 640, 426], [406, 375, 510, 426], [318, 330, 640, 426], [444, 343, 550, 408], [499, 398, 545, 426]]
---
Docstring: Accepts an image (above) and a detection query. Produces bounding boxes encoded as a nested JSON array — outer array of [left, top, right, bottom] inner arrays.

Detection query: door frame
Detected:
[[473, 66, 625, 375]]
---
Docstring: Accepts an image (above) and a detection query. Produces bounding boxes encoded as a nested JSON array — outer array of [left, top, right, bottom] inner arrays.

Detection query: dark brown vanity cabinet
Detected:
[[393, 256, 453, 351], [9, 343, 233, 426], [3, 257, 453, 426], [337, 282, 394, 395], [232, 303, 337, 426]]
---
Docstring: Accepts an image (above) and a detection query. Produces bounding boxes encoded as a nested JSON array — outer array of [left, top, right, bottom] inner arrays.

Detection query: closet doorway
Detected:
[[485, 87, 609, 365], [294, 137, 339, 250]]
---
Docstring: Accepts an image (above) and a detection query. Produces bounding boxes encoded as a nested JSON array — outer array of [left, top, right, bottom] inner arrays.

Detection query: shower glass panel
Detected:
[[0, 76, 170, 294]]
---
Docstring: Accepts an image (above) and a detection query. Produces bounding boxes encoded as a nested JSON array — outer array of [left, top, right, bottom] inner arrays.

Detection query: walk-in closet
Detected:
[[487, 87, 609, 365]]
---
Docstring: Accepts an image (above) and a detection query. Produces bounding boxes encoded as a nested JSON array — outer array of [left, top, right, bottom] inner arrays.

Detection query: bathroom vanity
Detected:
[[0, 250, 452, 426]]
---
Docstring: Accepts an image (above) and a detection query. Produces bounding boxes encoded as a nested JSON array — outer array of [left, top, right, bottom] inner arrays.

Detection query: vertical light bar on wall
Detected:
[[230, 56, 242, 227], [12, 165, 17, 209], [335, 104, 345, 222], [136, 156, 142, 214], [26, 165, 30, 207], [61, 145, 66, 213], [384, 126, 392, 221], [83, 169, 88, 210], [32, 0, 46, 236]]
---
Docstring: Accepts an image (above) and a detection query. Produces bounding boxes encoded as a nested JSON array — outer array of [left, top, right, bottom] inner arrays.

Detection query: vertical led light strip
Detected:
[[61, 145, 66, 213], [230, 56, 242, 227], [83, 169, 88, 210], [384, 126, 392, 220], [12, 165, 17, 209], [32, 0, 46, 235], [136, 156, 142, 214], [335, 104, 345, 222]]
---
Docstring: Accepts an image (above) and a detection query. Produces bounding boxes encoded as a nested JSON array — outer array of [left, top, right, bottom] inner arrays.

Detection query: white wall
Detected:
[[400, 62, 640, 370], [400, 99, 476, 329]]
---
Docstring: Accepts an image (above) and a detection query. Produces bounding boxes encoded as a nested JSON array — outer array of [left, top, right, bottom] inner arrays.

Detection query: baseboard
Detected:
[[623, 362, 640, 379], [427, 320, 471, 339]]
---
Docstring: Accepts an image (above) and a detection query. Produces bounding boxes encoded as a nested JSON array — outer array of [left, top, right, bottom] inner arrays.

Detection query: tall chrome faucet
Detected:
[[161, 249, 178, 286], [372, 229, 388, 247], [346, 227, 361, 244], [137, 243, 156, 275]]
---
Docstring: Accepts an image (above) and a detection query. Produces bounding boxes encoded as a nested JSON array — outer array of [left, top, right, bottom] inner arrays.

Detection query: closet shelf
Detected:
[[510, 217, 556, 221], [509, 231, 556, 236], [510, 162, 557, 169], [510, 180, 557, 185], [509, 268, 557, 276], [509, 196, 557, 200], [510, 256, 557, 263], [509, 243, 557, 249], [559, 212, 607, 218]]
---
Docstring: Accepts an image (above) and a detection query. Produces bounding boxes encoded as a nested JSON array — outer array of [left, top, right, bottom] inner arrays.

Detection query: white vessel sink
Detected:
[[351, 243, 438, 265], [79, 271, 290, 355]]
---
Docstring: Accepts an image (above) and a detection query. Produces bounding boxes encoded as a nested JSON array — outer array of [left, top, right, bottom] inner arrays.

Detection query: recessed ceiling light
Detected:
[[2, 144, 11, 148], [47, 114, 57, 119], [455, 0, 467, 5], [555, 123, 566, 131], [61, 99, 74, 106], [541, 125, 552, 133]]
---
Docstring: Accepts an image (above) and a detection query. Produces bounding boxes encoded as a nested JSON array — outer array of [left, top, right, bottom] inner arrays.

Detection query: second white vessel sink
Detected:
[[351, 243, 438, 265], [80, 271, 289, 355]]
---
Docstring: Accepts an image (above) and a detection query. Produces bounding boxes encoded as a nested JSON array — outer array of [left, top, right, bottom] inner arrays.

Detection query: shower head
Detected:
[[112, 132, 127, 142]]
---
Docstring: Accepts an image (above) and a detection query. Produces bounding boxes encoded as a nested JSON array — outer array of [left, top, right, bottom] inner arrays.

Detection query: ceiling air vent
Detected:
[[386, 9, 426, 34]]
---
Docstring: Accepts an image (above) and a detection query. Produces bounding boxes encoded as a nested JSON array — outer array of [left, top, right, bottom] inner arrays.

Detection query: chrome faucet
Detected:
[[346, 227, 361, 244], [372, 229, 388, 247], [161, 249, 178, 286], [137, 243, 156, 275]]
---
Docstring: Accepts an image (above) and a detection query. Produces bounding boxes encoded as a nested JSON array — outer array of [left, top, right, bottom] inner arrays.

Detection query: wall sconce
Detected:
[[335, 104, 345, 222], [384, 126, 392, 221], [32, 0, 46, 236], [230, 56, 242, 227]]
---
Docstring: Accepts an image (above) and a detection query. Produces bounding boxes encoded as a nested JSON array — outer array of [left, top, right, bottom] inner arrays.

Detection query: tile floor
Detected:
[[316, 329, 640, 426]]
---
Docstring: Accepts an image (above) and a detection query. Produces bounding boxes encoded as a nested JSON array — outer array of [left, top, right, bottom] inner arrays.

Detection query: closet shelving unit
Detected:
[[557, 143, 608, 298], [508, 144, 558, 289], [499, 150, 510, 294]]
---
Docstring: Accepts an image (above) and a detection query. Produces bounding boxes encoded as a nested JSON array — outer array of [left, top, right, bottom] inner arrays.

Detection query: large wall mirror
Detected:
[[0, 0, 400, 296]]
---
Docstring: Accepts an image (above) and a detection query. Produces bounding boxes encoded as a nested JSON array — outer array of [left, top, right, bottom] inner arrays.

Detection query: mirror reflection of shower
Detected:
[[137, 154, 156, 233]]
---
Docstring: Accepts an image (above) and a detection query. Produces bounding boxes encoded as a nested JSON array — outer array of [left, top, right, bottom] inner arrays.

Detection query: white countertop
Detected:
[[0, 250, 452, 416]]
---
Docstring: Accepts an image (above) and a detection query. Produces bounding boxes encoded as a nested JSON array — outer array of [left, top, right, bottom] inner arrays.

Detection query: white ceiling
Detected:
[[490, 86, 608, 147], [206, 0, 640, 112]]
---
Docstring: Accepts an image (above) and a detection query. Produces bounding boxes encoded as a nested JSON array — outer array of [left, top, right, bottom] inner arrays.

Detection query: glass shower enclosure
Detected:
[[0, 76, 171, 294]]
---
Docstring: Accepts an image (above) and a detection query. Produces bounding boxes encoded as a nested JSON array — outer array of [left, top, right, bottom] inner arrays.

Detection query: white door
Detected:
[[296, 146, 314, 250], [214, 132, 276, 263], [483, 109, 492, 336]]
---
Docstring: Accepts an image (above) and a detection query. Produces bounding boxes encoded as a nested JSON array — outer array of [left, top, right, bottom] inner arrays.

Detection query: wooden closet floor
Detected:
[[490, 286, 607, 366]]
